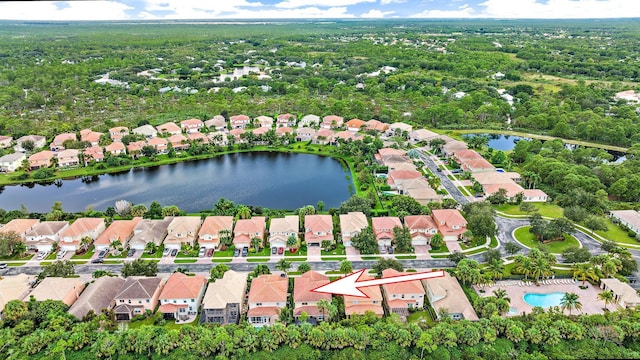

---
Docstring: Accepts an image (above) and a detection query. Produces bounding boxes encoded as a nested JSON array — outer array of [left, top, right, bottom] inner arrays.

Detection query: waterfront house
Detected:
[[344, 273, 384, 318], [56, 149, 80, 168], [404, 215, 438, 246], [321, 115, 344, 129], [128, 217, 173, 250], [339, 212, 368, 247], [295, 127, 316, 142], [180, 118, 204, 133], [230, 115, 250, 129], [158, 272, 207, 321], [168, 134, 189, 151], [198, 216, 233, 249], [24, 221, 69, 252], [0, 218, 40, 240], [268, 216, 298, 250], [276, 127, 293, 139], [293, 271, 331, 324], [247, 274, 288, 327], [313, 129, 334, 145], [163, 216, 202, 250], [16, 135, 46, 152], [28, 150, 55, 169], [0, 152, 26, 172], [94, 218, 142, 252], [200, 270, 248, 325], [69, 276, 125, 320], [423, 272, 478, 321], [105, 142, 127, 156], [387, 169, 423, 189], [233, 217, 266, 249], [83, 146, 104, 164], [156, 122, 181, 136], [113, 276, 166, 321], [80, 129, 103, 146], [304, 214, 333, 247], [208, 131, 228, 146], [276, 113, 297, 128], [30, 277, 85, 307], [58, 218, 106, 251], [146, 137, 168, 154], [132, 124, 157, 139], [50, 133, 76, 151], [188, 132, 208, 144], [431, 209, 467, 241], [381, 268, 425, 320]]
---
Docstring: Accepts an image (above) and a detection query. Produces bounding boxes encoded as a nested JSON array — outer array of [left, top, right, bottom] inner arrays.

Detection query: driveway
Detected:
[[414, 245, 432, 260], [345, 246, 362, 261], [445, 240, 463, 253], [307, 246, 321, 261]]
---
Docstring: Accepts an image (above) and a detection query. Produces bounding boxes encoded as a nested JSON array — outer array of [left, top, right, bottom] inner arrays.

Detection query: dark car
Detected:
[[436, 168, 442, 172], [206, 248, 214, 257], [234, 248, 240, 257], [127, 248, 135, 257], [278, 247, 284, 255], [91, 258, 103, 264], [241, 247, 248, 257], [271, 247, 277, 255], [170, 248, 178, 256], [98, 249, 108, 259], [387, 246, 394, 254]]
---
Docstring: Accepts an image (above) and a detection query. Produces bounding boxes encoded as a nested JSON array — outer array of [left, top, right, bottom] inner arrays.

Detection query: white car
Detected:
[[56, 250, 67, 259]]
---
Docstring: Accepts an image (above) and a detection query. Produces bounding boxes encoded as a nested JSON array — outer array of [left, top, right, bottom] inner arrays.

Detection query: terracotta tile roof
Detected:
[[168, 134, 187, 144], [423, 272, 478, 321], [105, 142, 126, 152], [333, 130, 356, 140], [431, 209, 467, 237], [159, 303, 188, 313], [471, 172, 519, 185], [159, 272, 207, 300], [0, 218, 40, 236], [404, 215, 436, 232], [126, 141, 146, 153], [389, 169, 422, 181], [247, 306, 281, 317], [25, 221, 68, 238], [253, 127, 269, 135], [523, 189, 548, 198], [115, 276, 165, 300], [322, 115, 344, 125], [254, 116, 274, 126], [29, 150, 55, 161], [94, 218, 141, 247], [53, 133, 76, 145], [230, 128, 245, 136], [316, 129, 334, 137], [202, 271, 248, 309], [304, 215, 333, 243], [198, 216, 233, 241], [381, 268, 425, 296], [339, 212, 368, 236], [248, 274, 288, 303], [147, 137, 167, 146], [80, 129, 103, 144], [345, 118, 366, 129], [293, 305, 324, 317], [188, 132, 208, 142], [84, 146, 104, 160], [60, 218, 105, 240], [344, 303, 384, 317], [294, 271, 331, 303], [453, 149, 483, 160], [277, 113, 297, 122], [365, 119, 389, 132], [205, 115, 227, 128], [109, 126, 129, 135], [234, 217, 266, 235], [344, 273, 383, 302], [378, 148, 406, 157], [156, 122, 181, 134], [484, 183, 525, 198], [372, 217, 402, 241], [296, 127, 316, 136], [276, 127, 293, 136], [69, 276, 125, 319], [460, 158, 495, 172], [230, 114, 250, 124], [30, 277, 85, 305], [180, 118, 204, 128]]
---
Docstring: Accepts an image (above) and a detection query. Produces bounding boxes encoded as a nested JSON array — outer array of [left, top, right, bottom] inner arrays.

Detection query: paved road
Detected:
[[415, 149, 469, 205]]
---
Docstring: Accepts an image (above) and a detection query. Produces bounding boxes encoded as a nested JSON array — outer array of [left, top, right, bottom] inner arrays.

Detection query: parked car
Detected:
[[162, 247, 170, 257], [436, 168, 442, 172], [233, 248, 240, 257], [387, 246, 394, 254], [56, 250, 67, 259], [0, 263, 7, 269], [98, 249, 108, 259], [271, 247, 277, 255], [127, 248, 135, 257], [205, 248, 214, 257], [278, 247, 284, 255], [379, 246, 386, 254], [37, 252, 48, 260], [241, 247, 248, 257], [170, 248, 178, 257], [198, 247, 206, 257], [90, 258, 103, 264]]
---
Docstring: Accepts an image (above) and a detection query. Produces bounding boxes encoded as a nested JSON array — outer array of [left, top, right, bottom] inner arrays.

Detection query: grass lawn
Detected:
[[396, 255, 417, 259], [407, 310, 435, 326], [460, 237, 485, 250], [321, 244, 346, 256], [214, 247, 236, 257], [45, 252, 58, 260], [494, 203, 564, 218], [102, 260, 123, 264], [325, 270, 344, 275], [174, 259, 197, 264], [490, 236, 499, 248], [0, 253, 34, 261], [447, 174, 456, 180], [457, 186, 471, 196], [108, 251, 129, 259], [594, 218, 639, 246], [7, 262, 26, 266], [286, 247, 307, 257], [141, 249, 163, 259], [127, 317, 185, 331], [212, 258, 232, 263], [361, 255, 380, 260], [464, 247, 487, 256], [248, 248, 271, 257], [429, 244, 449, 254], [247, 257, 269, 262], [71, 248, 95, 260], [514, 226, 580, 254]]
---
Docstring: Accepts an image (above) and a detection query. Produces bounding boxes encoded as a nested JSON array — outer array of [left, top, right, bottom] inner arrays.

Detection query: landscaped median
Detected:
[[513, 226, 580, 254]]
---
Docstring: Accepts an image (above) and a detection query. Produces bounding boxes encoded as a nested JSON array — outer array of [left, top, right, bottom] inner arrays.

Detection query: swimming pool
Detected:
[[523, 292, 566, 307]]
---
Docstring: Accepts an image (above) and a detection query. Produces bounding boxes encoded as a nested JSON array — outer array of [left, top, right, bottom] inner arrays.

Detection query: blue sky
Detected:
[[0, 0, 638, 20]]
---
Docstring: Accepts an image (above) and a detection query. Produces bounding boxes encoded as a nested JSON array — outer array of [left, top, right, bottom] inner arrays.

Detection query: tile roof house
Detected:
[[313, 129, 334, 145], [610, 210, 640, 236], [321, 115, 344, 129], [252, 127, 270, 136], [331, 130, 359, 144], [378, 154, 412, 167], [28, 150, 55, 169], [410, 129, 439, 143], [459, 157, 495, 173], [344, 273, 384, 318], [304, 214, 333, 246], [204, 115, 227, 131], [296, 127, 317, 142], [365, 119, 389, 133], [254, 115, 274, 128], [372, 216, 402, 247], [180, 118, 204, 133], [0, 274, 34, 319], [80, 129, 103, 146], [0, 135, 12, 148], [208, 131, 229, 146], [94, 218, 142, 251], [198, 216, 233, 249], [268, 216, 299, 249], [109, 126, 130, 142], [431, 209, 467, 241], [276, 127, 293, 138], [59, 218, 106, 251], [168, 134, 189, 151], [16, 135, 46, 152], [83, 146, 104, 164], [56, 149, 80, 168], [404, 215, 438, 246], [276, 113, 297, 128], [233, 217, 266, 249], [483, 182, 526, 199], [201, 270, 248, 325], [293, 271, 331, 323], [247, 274, 288, 327], [128, 217, 173, 250], [146, 137, 168, 154], [471, 171, 521, 186], [423, 272, 478, 321], [162, 216, 202, 249], [25, 221, 69, 252], [298, 114, 320, 128], [339, 212, 368, 247], [105, 142, 127, 156], [378, 148, 407, 157], [30, 277, 85, 307], [229, 128, 245, 143], [0, 218, 40, 240], [50, 133, 77, 151], [188, 132, 209, 144], [156, 122, 181, 136], [381, 269, 425, 319], [0, 152, 26, 172], [522, 189, 549, 203], [230, 115, 250, 129], [600, 278, 640, 309], [388, 122, 413, 135], [113, 276, 166, 321], [387, 169, 423, 189], [442, 140, 469, 157], [158, 272, 207, 320], [132, 124, 158, 139], [406, 186, 442, 205], [345, 118, 366, 132], [69, 276, 125, 320]]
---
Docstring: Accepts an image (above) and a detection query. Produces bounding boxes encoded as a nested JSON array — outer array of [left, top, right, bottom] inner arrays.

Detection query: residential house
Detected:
[[204, 115, 227, 131], [459, 157, 495, 173], [345, 118, 366, 132], [128, 217, 173, 250], [158, 272, 207, 320], [388, 162, 418, 172], [230, 115, 251, 129], [50, 133, 76, 151], [321, 115, 344, 129], [395, 176, 430, 195], [483, 183, 526, 200], [146, 137, 168, 154], [372, 217, 402, 247], [25, 221, 69, 252], [0, 152, 26, 172], [94, 218, 142, 251], [404, 215, 438, 246], [406, 186, 442, 205], [423, 272, 479, 321], [453, 149, 483, 162], [80, 129, 103, 146], [30, 277, 85, 307], [69, 276, 125, 320], [83, 146, 104, 164], [298, 114, 320, 128], [247, 274, 288, 327], [387, 169, 423, 189], [344, 273, 384, 318], [113, 276, 166, 321], [313, 129, 334, 145], [132, 124, 158, 139], [268, 216, 298, 250], [252, 127, 269, 137], [378, 147, 407, 157], [156, 122, 181, 136], [0, 135, 12, 148], [105, 142, 126, 156], [610, 210, 640, 236], [56, 149, 80, 168], [276, 113, 297, 128], [126, 141, 146, 158], [381, 269, 425, 319], [304, 214, 333, 247], [276, 127, 293, 139], [293, 271, 331, 324], [233, 217, 266, 249], [388, 122, 412, 136], [431, 209, 467, 241], [198, 216, 233, 249], [339, 212, 368, 247], [600, 278, 640, 309], [296, 127, 316, 142], [188, 132, 209, 144], [442, 139, 469, 156], [229, 129, 245, 143], [16, 135, 46, 152], [28, 150, 55, 169], [331, 130, 358, 144], [254, 115, 274, 128], [109, 126, 129, 142], [410, 129, 439, 143], [523, 189, 548, 202], [58, 218, 106, 251], [0, 274, 34, 319], [208, 131, 228, 146], [472, 171, 522, 186], [0, 218, 40, 240], [163, 217, 202, 249], [168, 134, 189, 151], [365, 119, 389, 133], [200, 270, 248, 325], [180, 118, 204, 133]]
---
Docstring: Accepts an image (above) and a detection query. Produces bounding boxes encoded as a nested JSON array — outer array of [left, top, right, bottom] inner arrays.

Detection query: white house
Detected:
[[0, 152, 26, 172]]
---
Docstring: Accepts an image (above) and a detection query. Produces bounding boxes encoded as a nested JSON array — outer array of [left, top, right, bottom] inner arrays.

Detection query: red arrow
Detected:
[[312, 269, 445, 297]]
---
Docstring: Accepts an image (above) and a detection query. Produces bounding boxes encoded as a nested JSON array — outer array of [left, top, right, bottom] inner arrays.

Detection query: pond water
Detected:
[[0, 152, 352, 213]]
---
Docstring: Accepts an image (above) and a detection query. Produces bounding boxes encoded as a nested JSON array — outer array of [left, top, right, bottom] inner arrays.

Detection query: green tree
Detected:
[[0, 231, 23, 257], [121, 259, 158, 278], [597, 290, 615, 310], [373, 258, 403, 276], [209, 263, 230, 282], [392, 226, 412, 253], [454, 259, 481, 285], [337, 196, 373, 216], [131, 204, 148, 218], [560, 292, 582, 316], [430, 233, 444, 249], [276, 259, 291, 273], [147, 201, 162, 218], [562, 246, 592, 263], [584, 216, 608, 234], [573, 263, 599, 285], [448, 251, 466, 264], [350, 226, 377, 255], [339, 260, 353, 274], [251, 236, 262, 252], [2, 299, 28, 323], [504, 242, 521, 256], [316, 201, 325, 212], [286, 234, 298, 250], [236, 206, 252, 220], [145, 242, 157, 255], [38, 260, 75, 280], [297, 262, 311, 274]]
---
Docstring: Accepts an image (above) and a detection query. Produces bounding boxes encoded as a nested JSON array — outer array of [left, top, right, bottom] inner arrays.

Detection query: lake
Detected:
[[0, 152, 353, 213]]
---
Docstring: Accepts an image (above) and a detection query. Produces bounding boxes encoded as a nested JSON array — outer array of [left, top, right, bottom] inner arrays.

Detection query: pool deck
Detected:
[[474, 279, 606, 316]]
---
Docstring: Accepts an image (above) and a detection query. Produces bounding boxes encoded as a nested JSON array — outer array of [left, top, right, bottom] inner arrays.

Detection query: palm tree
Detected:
[[317, 299, 331, 322], [531, 257, 552, 282], [110, 240, 122, 256], [251, 237, 262, 252], [573, 263, 599, 285], [514, 256, 533, 280], [339, 260, 353, 274], [597, 290, 615, 311], [560, 292, 582, 316], [219, 229, 232, 247], [487, 259, 505, 280], [145, 242, 157, 255], [493, 288, 511, 302], [286, 235, 298, 251], [236, 206, 251, 220], [276, 259, 291, 273], [80, 236, 92, 253]]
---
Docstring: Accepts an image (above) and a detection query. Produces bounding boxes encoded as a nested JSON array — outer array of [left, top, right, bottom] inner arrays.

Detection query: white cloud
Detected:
[[275, 0, 375, 9], [361, 9, 394, 18], [0, 1, 133, 20], [224, 6, 356, 18], [478, 0, 640, 18], [380, 0, 406, 4], [411, 6, 477, 18]]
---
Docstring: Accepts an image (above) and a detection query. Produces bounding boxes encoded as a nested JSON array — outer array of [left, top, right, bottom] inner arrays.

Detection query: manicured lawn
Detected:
[[460, 237, 485, 250], [513, 226, 580, 254], [141, 248, 163, 259], [71, 248, 95, 260], [321, 244, 346, 256], [247, 257, 270, 262], [212, 258, 232, 263], [429, 244, 449, 254], [594, 218, 639, 246], [45, 252, 58, 260], [248, 248, 270, 257], [494, 203, 564, 218], [464, 247, 487, 256], [214, 247, 236, 257], [108, 251, 129, 259], [0, 252, 34, 261], [489, 236, 499, 248], [102, 260, 123, 264], [286, 247, 307, 257], [127, 317, 185, 330], [457, 186, 471, 196], [325, 270, 344, 275], [8, 262, 26, 266], [321, 256, 346, 261], [361, 255, 380, 260], [174, 259, 197, 263], [396, 255, 417, 259], [407, 310, 435, 325]]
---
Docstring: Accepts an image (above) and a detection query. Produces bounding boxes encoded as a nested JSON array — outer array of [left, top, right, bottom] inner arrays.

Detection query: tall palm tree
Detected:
[[250, 237, 261, 252], [493, 288, 511, 303], [560, 292, 582, 316], [531, 257, 552, 282], [597, 290, 615, 311], [339, 260, 353, 274], [515, 256, 533, 280], [487, 259, 505, 280], [317, 299, 331, 322], [573, 263, 599, 285], [236, 206, 251, 220]]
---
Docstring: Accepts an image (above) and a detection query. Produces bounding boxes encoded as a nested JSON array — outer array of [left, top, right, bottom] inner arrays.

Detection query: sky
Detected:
[[0, 0, 639, 21]]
